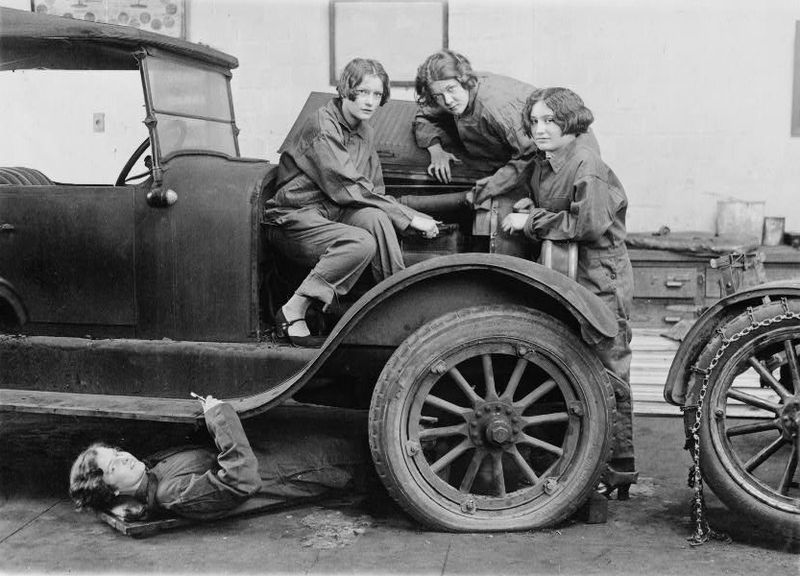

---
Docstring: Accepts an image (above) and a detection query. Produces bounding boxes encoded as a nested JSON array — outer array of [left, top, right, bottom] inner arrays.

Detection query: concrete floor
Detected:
[[1, 410, 797, 575]]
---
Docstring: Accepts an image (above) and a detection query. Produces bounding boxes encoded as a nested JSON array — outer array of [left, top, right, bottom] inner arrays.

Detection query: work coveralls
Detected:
[[264, 99, 422, 310], [413, 72, 537, 256], [137, 402, 262, 520], [519, 133, 635, 468], [136, 403, 371, 520]]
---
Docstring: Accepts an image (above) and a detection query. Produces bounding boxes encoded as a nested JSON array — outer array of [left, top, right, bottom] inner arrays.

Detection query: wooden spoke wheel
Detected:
[[699, 299, 800, 540], [369, 305, 615, 531]]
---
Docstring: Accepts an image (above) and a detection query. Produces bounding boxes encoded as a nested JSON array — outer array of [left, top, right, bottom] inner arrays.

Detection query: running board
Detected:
[[0, 359, 306, 423], [0, 388, 202, 423]]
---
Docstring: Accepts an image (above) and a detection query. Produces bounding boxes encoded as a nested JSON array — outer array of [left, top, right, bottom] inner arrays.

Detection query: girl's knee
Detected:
[[361, 208, 393, 232], [345, 229, 376, 262]]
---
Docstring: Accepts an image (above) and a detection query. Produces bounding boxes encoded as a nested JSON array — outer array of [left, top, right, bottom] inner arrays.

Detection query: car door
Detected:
[[0, 184, 136, 332]]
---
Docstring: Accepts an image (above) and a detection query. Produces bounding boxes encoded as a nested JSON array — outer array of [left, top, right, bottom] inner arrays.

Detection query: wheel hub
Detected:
[[777, 396, 800, 441], [468, 402, 520, 447]]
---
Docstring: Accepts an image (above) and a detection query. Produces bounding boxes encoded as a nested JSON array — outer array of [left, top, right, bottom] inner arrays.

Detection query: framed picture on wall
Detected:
[[793, 21, 800, 136], [30, 0, 188, 39], [330, 0, 448, 87]]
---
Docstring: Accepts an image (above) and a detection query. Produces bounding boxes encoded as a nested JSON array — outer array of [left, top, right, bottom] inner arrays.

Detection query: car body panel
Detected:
[[282, 92, 501, 183], [0, 278, 27, 326], [135, 155, 274, 341], [0, 185, 135, 326]]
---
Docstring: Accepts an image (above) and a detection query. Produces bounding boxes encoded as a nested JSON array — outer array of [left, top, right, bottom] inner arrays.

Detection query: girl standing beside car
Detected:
[[502, 87, 637, 497]]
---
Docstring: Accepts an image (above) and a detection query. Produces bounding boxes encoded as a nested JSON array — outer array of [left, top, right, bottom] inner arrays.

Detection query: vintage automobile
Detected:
[[4, 6, 797, 540], [663, 254, 800, 540], [0, 7, 622, 532]]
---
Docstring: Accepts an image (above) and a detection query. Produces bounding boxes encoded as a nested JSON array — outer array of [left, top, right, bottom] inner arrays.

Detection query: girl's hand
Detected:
[[201, 395, 223, 413], [426, 144, 461, 183], [192, 392, 223, 413], [502, 213, 528, 234], [410, 216, 440, 239], [513, 198, 534, 213]]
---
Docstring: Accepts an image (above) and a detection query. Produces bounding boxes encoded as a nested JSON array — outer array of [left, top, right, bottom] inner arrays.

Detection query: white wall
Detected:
[[2, 0, 799, 233]]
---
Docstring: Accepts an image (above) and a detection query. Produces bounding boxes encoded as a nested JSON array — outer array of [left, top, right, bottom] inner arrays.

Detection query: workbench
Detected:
[[628, 245, 800, 328]]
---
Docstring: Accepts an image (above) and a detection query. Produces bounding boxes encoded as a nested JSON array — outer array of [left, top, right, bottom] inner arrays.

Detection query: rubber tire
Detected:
[[369, 305, 615, 532], [698, 299, 800, 541]]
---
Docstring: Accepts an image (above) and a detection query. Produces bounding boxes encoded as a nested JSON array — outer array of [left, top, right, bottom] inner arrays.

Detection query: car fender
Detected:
[[0, 277, 27, 327], [333, 252, 618, 347], [663, 280, 800, 407], [232, 253, 618, 419]]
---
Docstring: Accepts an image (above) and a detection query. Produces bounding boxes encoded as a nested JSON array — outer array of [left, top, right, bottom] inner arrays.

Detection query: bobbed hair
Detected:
[[414, 49, 479, 107], [522, 87, 594, 138], [69, 442, 118, 511], [337, 58, 390, 106]]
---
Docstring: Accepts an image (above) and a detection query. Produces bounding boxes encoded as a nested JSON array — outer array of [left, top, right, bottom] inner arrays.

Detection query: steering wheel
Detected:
[[116, 137, 152, 186]]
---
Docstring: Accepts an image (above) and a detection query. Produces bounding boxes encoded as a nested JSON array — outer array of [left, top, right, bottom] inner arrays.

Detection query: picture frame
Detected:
[[330, 0, 448, 87], [792, 21, 800, 136], [30, 0, 188, 39]]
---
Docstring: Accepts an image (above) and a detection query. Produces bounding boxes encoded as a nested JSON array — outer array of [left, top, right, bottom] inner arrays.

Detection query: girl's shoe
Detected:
[[274, 308, 326, 348], [597, 460, 638, 500], [596, 481, 631, 500]]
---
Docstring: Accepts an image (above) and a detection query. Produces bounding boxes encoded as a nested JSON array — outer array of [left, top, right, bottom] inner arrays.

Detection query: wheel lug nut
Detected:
[[543, 478, 558, 495]]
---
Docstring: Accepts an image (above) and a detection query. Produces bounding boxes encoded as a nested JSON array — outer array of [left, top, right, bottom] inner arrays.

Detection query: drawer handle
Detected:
[[665, 280, 686, 288], [0, 223, 15, 232], [664, 316, 683, 324]]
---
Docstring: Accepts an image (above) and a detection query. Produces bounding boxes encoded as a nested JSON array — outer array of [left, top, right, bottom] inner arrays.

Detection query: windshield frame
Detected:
[[138, 47, 240, 164]]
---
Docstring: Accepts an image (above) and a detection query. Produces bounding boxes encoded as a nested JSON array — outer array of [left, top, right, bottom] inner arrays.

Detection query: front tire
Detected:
[[369, 305, 615, 532]]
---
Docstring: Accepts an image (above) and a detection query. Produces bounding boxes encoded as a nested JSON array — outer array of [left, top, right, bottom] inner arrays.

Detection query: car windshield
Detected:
[[146, 55, 238, 158]]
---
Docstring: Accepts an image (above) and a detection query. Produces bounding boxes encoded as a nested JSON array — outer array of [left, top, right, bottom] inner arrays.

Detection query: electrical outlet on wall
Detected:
[[93, 112, 105, 133]]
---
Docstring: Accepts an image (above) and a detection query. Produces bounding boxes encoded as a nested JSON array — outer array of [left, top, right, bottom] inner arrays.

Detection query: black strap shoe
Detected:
[[274, 308, 327, 348]]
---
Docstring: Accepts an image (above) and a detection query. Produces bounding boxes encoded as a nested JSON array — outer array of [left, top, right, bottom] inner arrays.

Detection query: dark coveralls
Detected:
[[264, 99, 422, 310], [519, 133, 635, 468], [136, 403, 370, 520], [413, 72, 537, 256], [136, 403, 262, 520]]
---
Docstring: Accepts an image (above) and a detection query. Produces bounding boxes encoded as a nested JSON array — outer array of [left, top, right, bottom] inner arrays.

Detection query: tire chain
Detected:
[[686, 298, 800, 545]]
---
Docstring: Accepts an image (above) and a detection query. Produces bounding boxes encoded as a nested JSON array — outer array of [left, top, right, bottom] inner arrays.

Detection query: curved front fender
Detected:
[[335, 253, 618, 346], [234, 253, 618, 420]]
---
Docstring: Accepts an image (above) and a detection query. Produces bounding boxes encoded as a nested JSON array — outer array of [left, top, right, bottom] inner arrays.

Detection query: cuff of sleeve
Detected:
[[523, 211, 540, 240], [415, 135, 437, 149], [398, 213, 415, 231]]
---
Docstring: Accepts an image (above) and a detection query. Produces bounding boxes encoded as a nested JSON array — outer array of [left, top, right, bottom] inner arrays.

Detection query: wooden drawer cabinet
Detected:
[[632, 266, 702, 300], [629, 246, 800, 328]]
